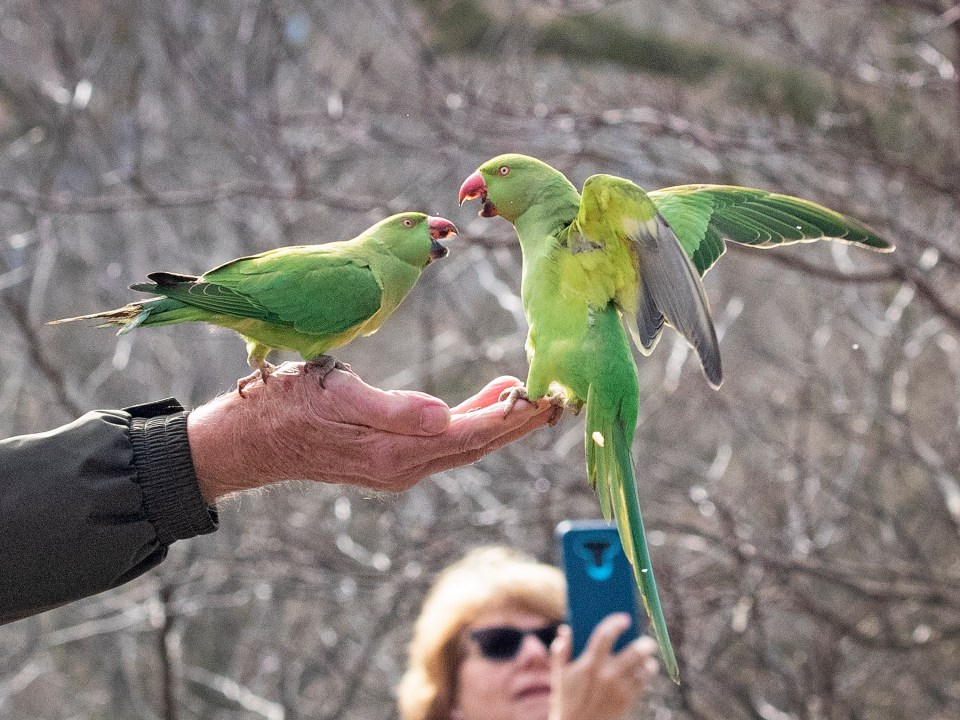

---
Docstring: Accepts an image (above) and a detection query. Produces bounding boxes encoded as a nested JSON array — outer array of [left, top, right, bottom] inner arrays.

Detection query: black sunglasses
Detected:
[[468, 622, 562, 661]]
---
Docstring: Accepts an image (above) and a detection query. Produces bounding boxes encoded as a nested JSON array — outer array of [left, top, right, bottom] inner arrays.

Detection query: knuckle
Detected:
[[599, 667, 619, 684]]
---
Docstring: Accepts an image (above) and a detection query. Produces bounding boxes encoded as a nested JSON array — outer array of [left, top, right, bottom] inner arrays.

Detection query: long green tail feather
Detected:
[[48, 297, 203, 334], [585, 386, 681, 684]]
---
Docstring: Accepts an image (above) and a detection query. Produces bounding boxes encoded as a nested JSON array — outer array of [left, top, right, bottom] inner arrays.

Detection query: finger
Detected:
[[447, 394, 552, 441], [319, 370, 451, 436], [581, 613, 632, 663], [626, 655, 658, 702], [551, 624, 573, 666], [367, 406, 558, 491], [609, 635, 657, 677], [410, 401, 556, 477], [469, 409, 555, 454], [634, 635, 657, 657], [633, 637, 660, 680], [640, 655, 659, 680], [550, 624, 572, 691], [411, 414, 554, 481], [450, 376, 525, 414]]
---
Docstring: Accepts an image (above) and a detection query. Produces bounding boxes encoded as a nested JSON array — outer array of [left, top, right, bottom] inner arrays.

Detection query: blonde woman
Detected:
[[398, 546, 658, 720]]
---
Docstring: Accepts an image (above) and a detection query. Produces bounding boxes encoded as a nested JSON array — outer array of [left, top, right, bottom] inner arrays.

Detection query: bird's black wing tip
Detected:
[[147, 271, 198, 286]]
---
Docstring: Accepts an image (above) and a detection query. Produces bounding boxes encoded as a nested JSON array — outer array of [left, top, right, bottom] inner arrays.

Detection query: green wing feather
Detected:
[[570, 175, 722, 387], [136, 246, 383, 336], [131, 274, 284, 323], [648, 185, 894, 276]]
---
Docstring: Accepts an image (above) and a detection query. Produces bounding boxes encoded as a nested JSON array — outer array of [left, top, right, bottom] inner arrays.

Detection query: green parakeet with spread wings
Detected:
[[459, 153, 893, 682], [52, 213, 456, 389]]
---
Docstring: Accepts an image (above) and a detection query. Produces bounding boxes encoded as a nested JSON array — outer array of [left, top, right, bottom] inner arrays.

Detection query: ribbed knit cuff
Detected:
[[128, 403, 218, 546]]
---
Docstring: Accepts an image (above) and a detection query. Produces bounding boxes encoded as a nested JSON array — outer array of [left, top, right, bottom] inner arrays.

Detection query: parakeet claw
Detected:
[[498, 386, 565, 424], [306, 354, 354, 388], [498, 385, 530, 417], [546, 394, 566, 425], [236, 362, 278, 397]]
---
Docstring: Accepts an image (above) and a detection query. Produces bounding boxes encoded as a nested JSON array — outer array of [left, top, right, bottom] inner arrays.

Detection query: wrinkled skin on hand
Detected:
[[187, 361, 560, 502]]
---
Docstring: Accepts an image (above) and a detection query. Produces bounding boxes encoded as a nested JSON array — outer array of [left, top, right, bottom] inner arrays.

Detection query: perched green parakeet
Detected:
[[52, 212, 457, 389], [459, 153, 893, 682]]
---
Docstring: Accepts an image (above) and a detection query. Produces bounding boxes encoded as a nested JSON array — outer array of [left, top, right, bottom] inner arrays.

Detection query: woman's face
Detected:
[[452, 607, 557, 720]]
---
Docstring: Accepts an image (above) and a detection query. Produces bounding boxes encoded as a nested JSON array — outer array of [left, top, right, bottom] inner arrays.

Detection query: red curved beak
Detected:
[[458, 171, 487, 206], [428, 216, 458, 240], [427, 216, 456, 261]]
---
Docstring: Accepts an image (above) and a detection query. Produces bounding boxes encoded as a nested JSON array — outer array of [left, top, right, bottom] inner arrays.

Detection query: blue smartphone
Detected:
[[556, 519, 643, 658]]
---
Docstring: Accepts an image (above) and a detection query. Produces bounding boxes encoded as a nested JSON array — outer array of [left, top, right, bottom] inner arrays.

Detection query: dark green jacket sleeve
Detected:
[[0, 399, 218, 624]]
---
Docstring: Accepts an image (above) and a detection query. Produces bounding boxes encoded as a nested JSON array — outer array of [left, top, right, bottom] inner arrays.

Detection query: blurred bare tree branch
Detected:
[[1, 0, 958, 718]]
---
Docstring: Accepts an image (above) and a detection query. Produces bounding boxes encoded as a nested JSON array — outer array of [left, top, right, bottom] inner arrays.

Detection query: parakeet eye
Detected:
[[498, 165, 510, 176], [402, 218, 415, 228]]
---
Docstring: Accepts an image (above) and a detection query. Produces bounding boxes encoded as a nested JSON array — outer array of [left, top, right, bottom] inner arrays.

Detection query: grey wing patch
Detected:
[[633, 281, 666, 352], [569, 232, 603, 254], [629, 214, 723, 388]]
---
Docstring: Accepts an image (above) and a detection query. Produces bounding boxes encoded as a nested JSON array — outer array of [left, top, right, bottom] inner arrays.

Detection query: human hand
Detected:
[[549, 614, 658, 720], [187, 362, 560, 502]]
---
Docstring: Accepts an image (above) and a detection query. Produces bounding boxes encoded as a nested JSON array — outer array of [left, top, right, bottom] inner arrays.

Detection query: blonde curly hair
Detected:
[[397, 546, 566, 720]]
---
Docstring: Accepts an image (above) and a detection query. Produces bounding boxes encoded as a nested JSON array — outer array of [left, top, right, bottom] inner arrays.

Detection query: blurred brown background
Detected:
[[1, 1, 958, 718]]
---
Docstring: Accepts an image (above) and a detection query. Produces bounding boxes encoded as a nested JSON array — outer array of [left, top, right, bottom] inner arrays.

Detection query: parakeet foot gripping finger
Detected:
[[306, 354, 354, 388], [498, 385, 566, 425], [236, 361, 278, 397], [498, 385, 530, 417]]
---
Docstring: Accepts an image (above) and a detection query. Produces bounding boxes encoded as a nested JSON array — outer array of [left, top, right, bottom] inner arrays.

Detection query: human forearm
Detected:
[[0, 362, 556, 622], [0, 401, 216, 623]]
